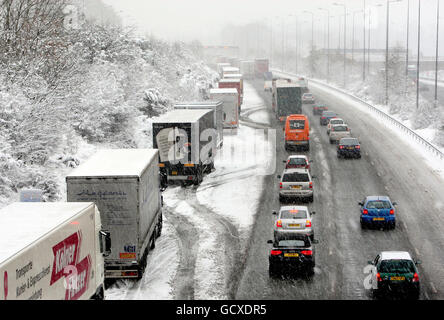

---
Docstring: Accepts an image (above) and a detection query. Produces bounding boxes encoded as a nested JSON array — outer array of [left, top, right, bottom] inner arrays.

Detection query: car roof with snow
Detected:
[[0, 202, 95, 263], [283, 168, 310, 175], [329, 118, 344, 122], [280, 205, 309, 212], [288, 155, 308, 159], [366, 196, 391, 202], [66, 149, 158, 178], [380, 251, 413, 261], [223, 73, 243, 78]]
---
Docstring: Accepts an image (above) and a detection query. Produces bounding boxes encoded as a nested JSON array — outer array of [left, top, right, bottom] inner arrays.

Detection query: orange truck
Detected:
[[284, 115, 310, 151]]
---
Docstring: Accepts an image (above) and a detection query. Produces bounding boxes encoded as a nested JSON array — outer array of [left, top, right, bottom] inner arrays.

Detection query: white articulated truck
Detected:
[[66, 149, 163, 280], [152, 109, 216, 187], [209, 88, 239, 129], [0, 202, 111, 300]]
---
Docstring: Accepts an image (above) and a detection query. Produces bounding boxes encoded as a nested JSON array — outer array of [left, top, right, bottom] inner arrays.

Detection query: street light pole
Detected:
[[363, 0, 366, 81], [318, 8, 330, 82], [334, 3, 347, 88], [385, 0, 402, 106], [435, 0, 440, 104], [352, 10, 363, 65], [304, 10, 314, 77], [417, 0, 421, 109]]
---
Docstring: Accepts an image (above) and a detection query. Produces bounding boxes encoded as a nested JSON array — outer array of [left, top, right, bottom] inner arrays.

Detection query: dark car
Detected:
[[337, 138, 361, 158], [320, 111, 337, 126], [268, 234, 318, 277], [368, 251, 421, 300], [313, 104, 328, 115]]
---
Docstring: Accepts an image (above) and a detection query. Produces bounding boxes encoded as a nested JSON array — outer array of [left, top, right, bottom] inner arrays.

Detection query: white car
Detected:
[[327, 118, 346, 135], [329, 124, 351, 144], [273, 205, 315, 241], [278, 168, 314, 203], [284, 155, 312, 171], [302, 93, 315, 104]]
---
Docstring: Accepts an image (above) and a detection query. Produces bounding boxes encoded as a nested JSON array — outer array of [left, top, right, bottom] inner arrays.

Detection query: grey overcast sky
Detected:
[[104, 0, 444, 56]]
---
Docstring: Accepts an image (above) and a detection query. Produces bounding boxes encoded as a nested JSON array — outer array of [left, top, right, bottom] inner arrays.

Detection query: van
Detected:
[[284, 115, 310, 151]]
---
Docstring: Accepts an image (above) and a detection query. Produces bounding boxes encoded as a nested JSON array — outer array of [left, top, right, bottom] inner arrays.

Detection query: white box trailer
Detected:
[[66, 149, 163, 280], [209, 88, 239, 129], [240, 60, 255, 79], [0, 202, 111, 300], [174, 101, 224, 149], [217, 63, 230, 78], [152, 109, 216, 186], [222, 66, 240, 77]]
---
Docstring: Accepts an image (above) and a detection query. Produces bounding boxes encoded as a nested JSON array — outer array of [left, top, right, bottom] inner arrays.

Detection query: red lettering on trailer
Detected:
[[50, 232, 81, 285], [3, 271, 7, 300]]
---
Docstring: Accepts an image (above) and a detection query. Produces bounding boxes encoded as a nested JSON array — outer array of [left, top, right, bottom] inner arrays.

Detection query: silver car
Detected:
[[327, 118, 346, 135], [278, 168, 314, 203], [273, 205, 315, 241], [329, 124, 352, 144]]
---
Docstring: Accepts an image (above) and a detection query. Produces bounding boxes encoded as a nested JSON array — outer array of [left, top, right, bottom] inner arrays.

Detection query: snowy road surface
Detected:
[[106, 81, 273, 300], [107, 77, 444, 300]]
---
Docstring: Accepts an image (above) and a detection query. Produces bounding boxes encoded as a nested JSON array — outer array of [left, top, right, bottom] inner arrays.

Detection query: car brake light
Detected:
[[271, 250, 282, 256], [276, 220, 283, 228], [301, 250, 313, 256], [390, 209, 395, 215], [413, 273, 419, 282], [309, 182, 313, 189], [321, 117, 325, 119], [356, 145, 361, 149], [306, 220, 312, 228], [339, 146, 344, 149], [279, 182, 283, 189], [307, 164, 310, 169], [376, 273, 382, 282], [363, 209, 368, 215]]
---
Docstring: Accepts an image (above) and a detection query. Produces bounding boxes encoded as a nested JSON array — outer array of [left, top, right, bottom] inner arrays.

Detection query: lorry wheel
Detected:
[[92, 286, 105, 300], [150, 235, 156, 250], [156, 215, 163, 238]]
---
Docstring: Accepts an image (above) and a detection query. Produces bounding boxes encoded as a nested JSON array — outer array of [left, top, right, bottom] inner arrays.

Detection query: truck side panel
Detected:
[[0, 205, 99, 300]]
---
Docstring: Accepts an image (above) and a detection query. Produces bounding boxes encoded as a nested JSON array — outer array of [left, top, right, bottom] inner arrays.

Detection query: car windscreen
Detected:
[[288, 158, 307, 165], [340, 139, 359, 146], [303, 94, 312, 98], [366, 200, 392, 209], [330, 119, 344, 125], [289, 120, 305, 130], [379, 260, 416, 274], [283, 172, 310, 182], [277, 240, 307, 247], [280, 209, 308, 219], [332, 125, 348, 132], [322, 112, 336, 117]]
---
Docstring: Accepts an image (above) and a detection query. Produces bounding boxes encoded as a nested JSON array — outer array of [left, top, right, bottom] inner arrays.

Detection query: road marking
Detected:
[[384, 186, 389, 191], [329, 248, 333, 256], [377, 172, 381, 177], [424, 291, 430, 300], [402, 221, 408, 232], [371, 161, 374, 166], [414, 247, 420, 256], [430, 282, 438, 294]]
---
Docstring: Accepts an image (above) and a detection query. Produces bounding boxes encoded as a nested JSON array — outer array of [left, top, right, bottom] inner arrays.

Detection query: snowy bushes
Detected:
[[0, 4, 217, 207]]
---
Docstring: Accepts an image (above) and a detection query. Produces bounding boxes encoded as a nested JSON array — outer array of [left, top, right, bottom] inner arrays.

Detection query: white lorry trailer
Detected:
[[240, 60, 255, 79], [0, 202, 111, 300], [209, 88, 239, 129], [174, 101, 224, 148], [152, 109, 216, 187], [66, 149, 163, 280]]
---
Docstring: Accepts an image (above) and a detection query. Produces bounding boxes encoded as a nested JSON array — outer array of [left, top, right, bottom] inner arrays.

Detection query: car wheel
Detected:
[[308, 195, 314, 203], [360, 220, 366, 229], [329, 140, 334, 144]]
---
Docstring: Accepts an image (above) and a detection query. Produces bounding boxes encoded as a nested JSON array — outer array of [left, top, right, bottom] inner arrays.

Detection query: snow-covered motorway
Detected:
[[107, 76, 444, 300], [235, 79, 444, 300]]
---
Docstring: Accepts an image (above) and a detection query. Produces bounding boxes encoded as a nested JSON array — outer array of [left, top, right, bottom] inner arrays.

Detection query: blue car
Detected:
[[359, 196, 397, 229]]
